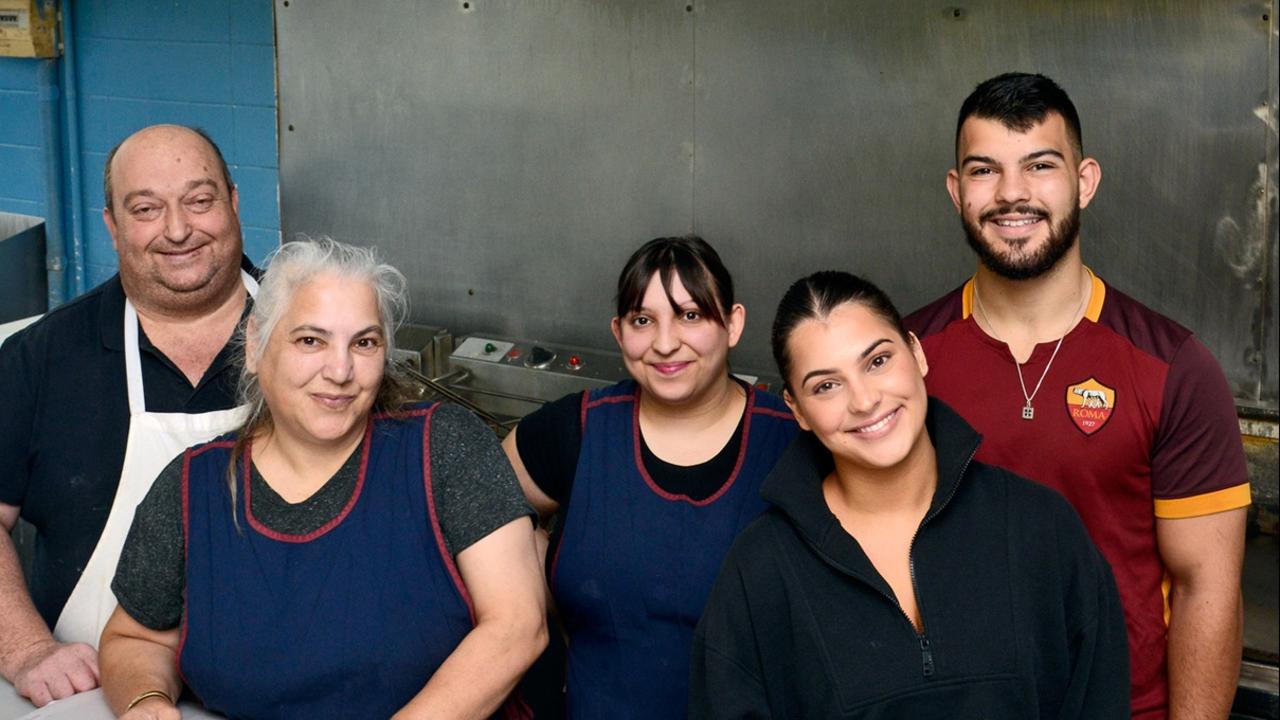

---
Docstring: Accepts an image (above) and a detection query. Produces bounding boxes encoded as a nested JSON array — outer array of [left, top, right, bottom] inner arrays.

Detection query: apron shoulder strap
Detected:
[[123, 269, 259, 415]]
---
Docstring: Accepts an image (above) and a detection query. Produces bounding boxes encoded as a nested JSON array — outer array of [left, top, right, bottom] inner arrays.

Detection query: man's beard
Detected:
[[962, 203, 1080, 280]]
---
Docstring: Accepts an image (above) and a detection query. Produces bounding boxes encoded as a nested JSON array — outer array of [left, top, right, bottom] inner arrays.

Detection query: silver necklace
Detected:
[[972, 279, 1087, 421]]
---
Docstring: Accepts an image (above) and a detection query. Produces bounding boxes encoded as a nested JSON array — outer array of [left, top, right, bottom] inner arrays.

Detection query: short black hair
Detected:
[[615, 235, 735, 327], [104, 125, 234, 214], [955, 72, 1083, 162], [771, 270, 909, 393]]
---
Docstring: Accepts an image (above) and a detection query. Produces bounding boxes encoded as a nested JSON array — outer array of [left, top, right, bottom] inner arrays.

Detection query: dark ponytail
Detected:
[[771, 271, 909, 392]]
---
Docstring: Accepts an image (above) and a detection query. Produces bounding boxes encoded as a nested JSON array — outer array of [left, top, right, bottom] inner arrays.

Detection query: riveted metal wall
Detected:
[[1263, 0, 1278, 408], [276, 0, 1278, 408]]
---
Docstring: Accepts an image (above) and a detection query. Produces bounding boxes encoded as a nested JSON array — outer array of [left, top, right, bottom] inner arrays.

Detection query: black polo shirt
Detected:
[[0, 257, 256, 626]]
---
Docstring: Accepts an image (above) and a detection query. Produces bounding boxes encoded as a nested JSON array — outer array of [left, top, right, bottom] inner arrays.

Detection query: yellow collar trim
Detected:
[[961, 267, 1105, 323]]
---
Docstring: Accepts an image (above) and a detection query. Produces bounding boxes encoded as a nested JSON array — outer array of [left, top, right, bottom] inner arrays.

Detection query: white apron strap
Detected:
[[53, 269, 257, 647], [123, 269, 258, 415], [122, 301, 145, 415]]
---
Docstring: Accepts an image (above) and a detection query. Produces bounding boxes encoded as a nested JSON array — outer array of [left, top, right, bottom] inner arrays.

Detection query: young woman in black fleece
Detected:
[[690, 271, 1130, 719]]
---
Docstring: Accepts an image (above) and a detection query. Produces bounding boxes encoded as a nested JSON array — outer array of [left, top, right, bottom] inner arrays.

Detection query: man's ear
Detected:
[[945, 168, 963, 214], [103, 207, 120, 252], [1076, 157, 1101, 210]]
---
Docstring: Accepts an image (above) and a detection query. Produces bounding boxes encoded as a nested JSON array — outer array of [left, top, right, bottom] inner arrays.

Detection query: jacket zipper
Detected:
[[902, 444, 978, 679]]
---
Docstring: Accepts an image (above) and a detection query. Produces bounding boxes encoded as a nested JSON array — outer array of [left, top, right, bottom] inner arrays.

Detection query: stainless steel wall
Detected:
[[276, 0, 1279, 408]]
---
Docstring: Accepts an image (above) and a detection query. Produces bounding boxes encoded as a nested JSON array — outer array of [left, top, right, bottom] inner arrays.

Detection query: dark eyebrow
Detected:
[[960, 148, 1065, 167], [633, 302, 696, 316], [289, 325, 384, 337], [859, 338, 892, 359], [799, 338, 893, 386], [1020, 149, 1065, 164], [959, 154, 998, 168], [800, 367, 838, 386]]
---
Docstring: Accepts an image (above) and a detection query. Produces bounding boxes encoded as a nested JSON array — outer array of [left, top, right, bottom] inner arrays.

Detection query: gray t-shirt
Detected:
[[112, 403, 533, 630]]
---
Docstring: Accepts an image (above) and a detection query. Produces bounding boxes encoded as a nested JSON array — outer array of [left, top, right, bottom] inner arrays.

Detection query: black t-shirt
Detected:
[[0, 260, 255, 626], [513, 381, 747, 504]]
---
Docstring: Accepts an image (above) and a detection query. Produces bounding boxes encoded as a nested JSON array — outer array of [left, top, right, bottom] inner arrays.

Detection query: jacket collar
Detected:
[[760, 397, 982, 579]]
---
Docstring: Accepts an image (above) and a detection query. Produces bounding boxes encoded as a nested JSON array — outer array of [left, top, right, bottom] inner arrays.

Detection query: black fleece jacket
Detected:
[[690, 399, 1130, 719]]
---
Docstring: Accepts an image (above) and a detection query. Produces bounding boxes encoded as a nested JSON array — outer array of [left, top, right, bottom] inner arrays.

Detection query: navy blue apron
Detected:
[[179, 404, 522, 719], [550, 380, 796, 718]]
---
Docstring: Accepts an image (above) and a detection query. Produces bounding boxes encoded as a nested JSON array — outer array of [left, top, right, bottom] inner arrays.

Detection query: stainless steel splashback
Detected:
[[275, 0, 1279, 407]]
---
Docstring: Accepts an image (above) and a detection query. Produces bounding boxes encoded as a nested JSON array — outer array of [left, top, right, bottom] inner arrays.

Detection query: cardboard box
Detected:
[[0, 0, 59, 58]]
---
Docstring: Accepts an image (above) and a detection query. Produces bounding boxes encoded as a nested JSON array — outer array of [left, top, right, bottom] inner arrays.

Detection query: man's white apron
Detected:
[[53, 272, 258, 646]]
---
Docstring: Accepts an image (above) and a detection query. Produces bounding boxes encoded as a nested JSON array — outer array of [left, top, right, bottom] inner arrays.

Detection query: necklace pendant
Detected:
[[1021, 405, 1035, 420]]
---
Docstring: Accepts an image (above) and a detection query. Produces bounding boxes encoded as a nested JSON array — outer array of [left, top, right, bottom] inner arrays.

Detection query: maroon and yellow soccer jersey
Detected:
[[905, 270, 1250, 719]]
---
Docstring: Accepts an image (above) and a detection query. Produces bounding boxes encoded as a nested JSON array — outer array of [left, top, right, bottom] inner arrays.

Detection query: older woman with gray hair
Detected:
[[98, 238, 546, 720]]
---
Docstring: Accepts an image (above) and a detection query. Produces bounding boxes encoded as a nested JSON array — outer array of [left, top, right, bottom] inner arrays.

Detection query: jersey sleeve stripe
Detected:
[[1083, 267, 1106, 322], [1153, 482, 1251, 518]]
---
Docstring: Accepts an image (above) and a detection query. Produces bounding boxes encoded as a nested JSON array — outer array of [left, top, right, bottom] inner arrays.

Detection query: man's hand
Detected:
[[10, 638, 100, 707], [2, 502, 100, 706]]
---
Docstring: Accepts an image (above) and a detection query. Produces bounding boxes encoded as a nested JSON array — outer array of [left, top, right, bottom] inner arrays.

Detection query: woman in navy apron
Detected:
[[98, 238, 546, 720], [502, 236, 798, 719]]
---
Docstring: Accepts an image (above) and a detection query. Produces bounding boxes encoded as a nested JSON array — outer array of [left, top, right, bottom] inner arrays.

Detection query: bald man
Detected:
[[0, 125, 261, 706]]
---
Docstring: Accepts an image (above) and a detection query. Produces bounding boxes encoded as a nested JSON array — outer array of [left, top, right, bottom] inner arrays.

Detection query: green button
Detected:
[[484, 342, 496, 354]]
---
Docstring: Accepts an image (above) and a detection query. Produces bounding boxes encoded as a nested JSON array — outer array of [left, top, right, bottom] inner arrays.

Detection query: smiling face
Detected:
[[946, 113, 1100, 280], [104, 126, 244, 312], [782, 302, 931, 475], [249, 272, 386, 452], [611, 271, 745, 408]]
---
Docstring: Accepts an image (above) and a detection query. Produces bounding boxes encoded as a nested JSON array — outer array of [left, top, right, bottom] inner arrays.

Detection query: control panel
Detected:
[[446, 335, 629, 419], [445, 334, 786, 422], [450, 335, 629, 385]]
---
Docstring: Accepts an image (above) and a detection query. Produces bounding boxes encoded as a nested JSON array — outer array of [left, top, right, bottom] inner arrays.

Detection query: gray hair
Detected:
[[227, 236, 415, 511]]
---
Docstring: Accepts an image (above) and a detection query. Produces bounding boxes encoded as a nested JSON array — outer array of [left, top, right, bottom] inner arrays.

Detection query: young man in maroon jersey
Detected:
[[905, 72, 1249, 720]]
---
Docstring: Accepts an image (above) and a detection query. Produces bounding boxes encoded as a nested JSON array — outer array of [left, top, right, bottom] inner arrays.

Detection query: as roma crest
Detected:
[[1065, 378, 1116, 436]]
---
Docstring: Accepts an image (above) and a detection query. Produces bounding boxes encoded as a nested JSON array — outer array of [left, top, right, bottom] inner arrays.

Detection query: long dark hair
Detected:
[[615, 236, 735, 326], [771, 271, 910, 392]]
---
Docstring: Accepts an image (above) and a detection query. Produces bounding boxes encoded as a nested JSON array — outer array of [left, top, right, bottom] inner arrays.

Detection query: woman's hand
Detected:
[[118, 693, 181, 720], [98, 606, 182, 719]]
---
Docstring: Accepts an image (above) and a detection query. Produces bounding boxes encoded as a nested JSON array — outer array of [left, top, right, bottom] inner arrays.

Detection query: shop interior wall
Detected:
[[0, 0, 280, 298], [277, 0, 1279, 408]]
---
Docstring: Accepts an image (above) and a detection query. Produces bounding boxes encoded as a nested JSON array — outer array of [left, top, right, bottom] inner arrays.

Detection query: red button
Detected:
[[569, 355, 582, 367], [507, 349, 522, 359]]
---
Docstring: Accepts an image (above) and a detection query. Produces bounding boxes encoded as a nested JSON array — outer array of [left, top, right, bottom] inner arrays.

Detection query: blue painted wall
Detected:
[[0, 0, 279, 298], [0, 59, 45, 218]]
